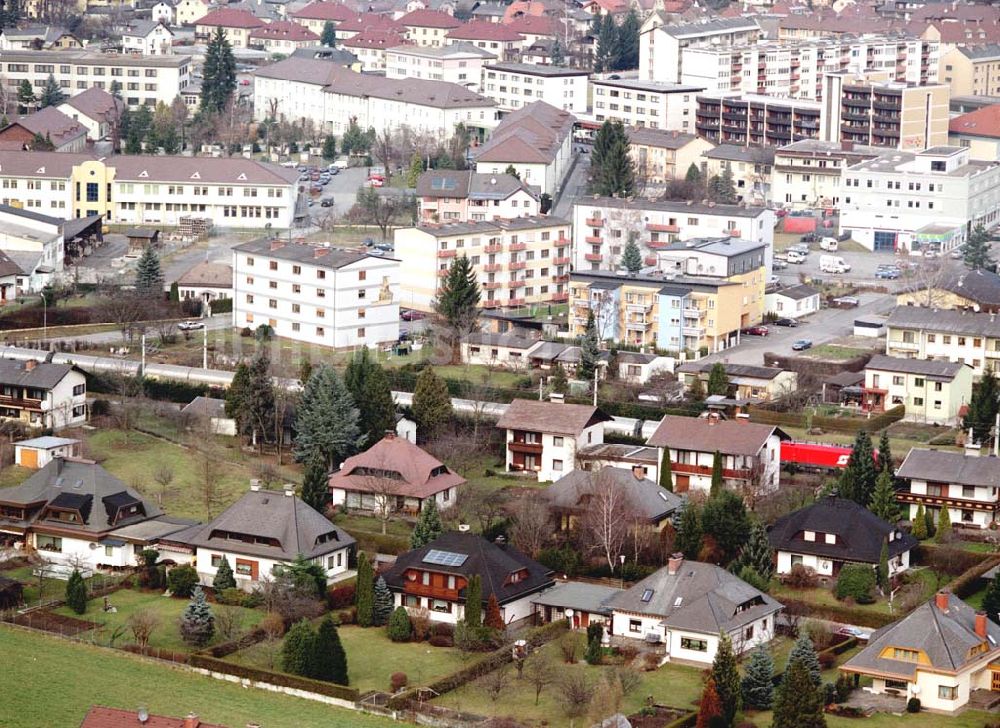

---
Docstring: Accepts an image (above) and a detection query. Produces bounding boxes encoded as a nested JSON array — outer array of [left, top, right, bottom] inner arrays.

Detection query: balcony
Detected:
[[552, 274, 569, 283], [585, 217, 604, 227], [483, 281, 502, 290], [509, 260, 526, 271], [551, 291, 569, 302], [403, 582, 461, 600], [555, 237, 570, 247], [626, 320, 652, 330], [888, 340, 920, 352], [585, 235, 602, 244], [509, 242, 527, 252], [727, 228, 741, 237], [585, 253, 603, 262], [0, 395, 42, 411], [509, 279, 526, 289], [646, 223, 679, 233], [483, 299, 501, 308], [647, 240, 670, 250], [437, 249, 457, 259], [437, 268, 449, 277], [986, 349, 1000, 359], [627, 302, 652, 313], [484, 243, 503, 253], [683, 326, 704, 337], [895, 490, 999, 512], [672, 461, 751, 481], [683, 307, 705, 318], [553, 256, 571, 265], [644, 256, 657, 266], [482, 263, 502, 272], [508, 297, 526, 306]]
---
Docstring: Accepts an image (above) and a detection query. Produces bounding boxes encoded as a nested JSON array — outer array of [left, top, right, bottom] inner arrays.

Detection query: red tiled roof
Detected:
[[196, 7, 265, 28], [503, 1, 548, 22], [336, 12, 403, 33], [447, 19, 523, 41], [251, 20, 319, 41], [399, 8, 463, 28], [292, 0, 355, 22], [949, 104, 1000, 140], [505, 15, 561, 36], [341, 28, 409, 48], [80, 707, 226, 728]]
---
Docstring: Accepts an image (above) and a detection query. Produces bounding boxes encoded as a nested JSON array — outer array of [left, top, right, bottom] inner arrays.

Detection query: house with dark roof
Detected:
[[676, 361, 797, 402], [460, 331, 544, 367], [840, 591, 1000, 712], [328, 431, 466, 514], [627, 127, 714, 185], [57, 88, 124, 142], [0, 358, 87, 430], [496, 399, 611, 481], [415, 169, 538, 222], [863, 354, 973, 425], [576, 443, 661, 482], [0, 108, 88, 153], [608, 554, 782, 664], [896, 448, 1000, 530], [122, 19, 174, 56], [769, 496, 916, 579], [898, 268, 1000, 314], [173, 261, 232, 305], [383, 531, 554, 625], [531, 580, 623, 631], [646, 413, 787, 494], [171, 483, 356, 589]]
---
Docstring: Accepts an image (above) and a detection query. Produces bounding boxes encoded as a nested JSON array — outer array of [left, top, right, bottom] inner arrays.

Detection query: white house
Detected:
[[480, 62, 589, 114], [231, 238, 400, 348], [173, 261, 232, 305], [151, 1, 175, 25], [58, 88, 123, 142], [0, 203, 66, 291], [122, 20, 174, 55], [896, 448, 1000, 530], [637, 15, 760, 84], [884, 306, 1000, 378], [862, 355, 974, 425], [0, 359, 87, 430], [616, 351, 674, 384], [608, 554, 782, 664], [589, 77, 702, 134], [495, 399, 610, 482], [765, 284, 821, 320], [461, 332, 542, 368], [13, 436, 81, 469], [386, 43, 496, 91]]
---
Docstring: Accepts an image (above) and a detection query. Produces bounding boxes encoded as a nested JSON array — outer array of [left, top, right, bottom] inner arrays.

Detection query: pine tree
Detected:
[[964, 366, 1000, 444], [710, 450, 724, 497], [38, 73, 64, 108], [463, 574, 482, 626], [675, 502, 703, 559], [840, 430, 876, 506], [355, 552, 375, 628], [702, 490, 750, 564], [737, 519, 774, 581], [596, 137, 635, 197], [434, 255, 480, 341], [621, 237, 642, 273], [293, 364, 365, 468], [313, 615, 348, 684], [388, 606, 412, 641], [772, 660, 827, 728], [696, 678, 723, 728], [550, 363, 569, 395], [686, 162, 702, 183], [406, 152, 423, 188], [372, 575, 394, 626], [741, 644, 774, 710], [201, 26, 236, 115], [708, 164, 738, 204], [412, 367, 452, 439], [282, 619, 318, 676], [618, 9, 641, 70], [912, 503, 927, 539], [982, 570, 1000, 624], [707, 363, 729, 396], [504, 164, 520, 179], [877, 541, 889, 591], [924, 506, 936, 540], [244, 352, 276, 448], [876, 429, 893, 474], [787, 633, 822, 687], [410, 498, 443, 549], [689, 375, 705, 401], [344, 347, 397, 447], [935, 506, 952, 543], [212, 556, 236, 592], [659, 448, 673, 492], [964, 223, 995, 272], [321, 21, 337, 46], [585, 625, 603, 665], [179, 586, 215, 647], [579, 310, 600, 381], [484, 593, 504, 631], [65, 569, 88, 615], [321, 134, 337, 161], [711, 633, 741, 727], [135, 245, 164, 293], [225, 362, 252, 435], [17, 78, 34, 112], [869, 469, 899, 524], [301, 456, 329, 513], [551, 38, 565, 65]]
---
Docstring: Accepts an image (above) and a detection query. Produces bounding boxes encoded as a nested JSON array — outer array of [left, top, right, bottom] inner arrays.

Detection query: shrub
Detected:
[[818, 651, 836, 669], [65, 569, 88, 615], [834, 674, 853, 703], [260, 612, 286, 639], [167, 564, 199, 598], [785, 563, 818, 589], [429, 635, 453, 648], [433, 622, 454, 638], [327, 583, 356, 610], [558, 632, 579, 663], [409, 608, 431, 641], [835, 564, 876, 603], [641, 652, 660, 671], [337, 607, 356, 625], [390, 672, 408, 692], [618, 644, 639, 664], [240, 591, 263, 609], [906, 697, 920, 713], [216, 588, 245, 606], [387, 607, 412, 642]]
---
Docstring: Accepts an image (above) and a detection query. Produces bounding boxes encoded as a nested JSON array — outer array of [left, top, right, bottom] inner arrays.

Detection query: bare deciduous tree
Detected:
[[900, 256, 950, 308], [152, 462, 175, 508], [482, 663, 511, 703], [510, 492, 551, 558], [558, 672, 593, 721], [98, 286, 147, 343], [524, 651, 555, 705], [199, 448, 225, 519], [215, 604, 246, 641], [356, 456, 403, 535], [580, 469, 634, 571], [127, 609, 159, 651]]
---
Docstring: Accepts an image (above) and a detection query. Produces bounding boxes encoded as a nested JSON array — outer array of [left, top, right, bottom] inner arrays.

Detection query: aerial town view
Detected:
[[4, 0, 1000, 726]]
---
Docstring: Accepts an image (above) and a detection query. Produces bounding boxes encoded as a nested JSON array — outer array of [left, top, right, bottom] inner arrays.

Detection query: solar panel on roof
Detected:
[[431, 177, 458, 191], [423, 549, 468, 567]]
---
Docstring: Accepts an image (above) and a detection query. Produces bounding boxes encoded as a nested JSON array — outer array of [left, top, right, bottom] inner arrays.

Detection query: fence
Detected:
[[747, 404, 905, 434], [188, 653, 359, 703]]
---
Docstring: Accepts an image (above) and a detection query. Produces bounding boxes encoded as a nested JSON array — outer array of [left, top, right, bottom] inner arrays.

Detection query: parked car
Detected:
[[178, 320, 205, 331], [374, 242, 393, 252], [950, 247, 964, 260], [363, 237, 375, 247], [772, 259, 788, 270], [786, 251, 807, 264], [401, 309, 427, 322], [791, 339, 813, 351], [875, 265, 900, 279], [773, 318, 798, 327], [831, 296, 860, 309], [923, 249, 939, 258], [320, 198, 334, 207], [836, 626, 872, 642], [800, 233, 819, 243], [819, 237, 839, 252], [368, 177, 385, 188], [741, 325, 769, 336], [789, 243, 810, 255]]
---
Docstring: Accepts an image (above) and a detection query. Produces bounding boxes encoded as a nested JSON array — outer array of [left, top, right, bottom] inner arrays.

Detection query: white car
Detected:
[[177, 320, 205, 331], [786, 251, 807, 264]]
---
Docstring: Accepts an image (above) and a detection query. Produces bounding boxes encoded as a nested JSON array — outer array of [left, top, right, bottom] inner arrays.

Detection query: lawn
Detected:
[[228, 624, 468, 693], [0, 625, 395, 728], [0, 564, 119, 606], [769, 568, 941, 618], [802, 344, 870, 361], [50, 588, 264, 653]]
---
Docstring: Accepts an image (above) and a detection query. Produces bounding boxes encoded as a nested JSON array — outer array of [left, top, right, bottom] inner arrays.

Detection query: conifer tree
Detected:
[[550, 363, 569, 395], [321, 134, 337, 160], [736, 519, 774, 581], [355, 552, 375, 628], [38, 73, 64, 108], [787, 632, 822, 687], [321, 21, 337, 46], [300, 456, 329, 513], [711, 633, 741, 727], [434, 254, 480, 360], [344, 347, 397, 447], [710, 451, 724, 497], [179, 586, 215, 647], [877, 541, 889, 592], [410, 498, 443, 549], [201, 26, 236, 115], [869, 468, 899, 524], [388, 606, 412, 641], [313, 615, 349, 684], [212, 556, 236, 592], [935, 506, 952, 543], [696, 678, 723, 728], [17, 78, 35, 112], [406, 152, 423, 188], [463, 574, 482, 626], [741, 644, 774, 710], [225, 362, 251, 436], [707, 363, 730, 396], [65, 569, 88, 615], [135, 245, 164, 293], [840, 430, 876, 506], [964, 223, 995, 272], [484, 593, 504, 631], [372, 575, 394, 626], [282, 619, 317, 676], [912, 503, 927, 539], [579, 310, 601, 381], [412, 367, 452, 439], [294, 364, 365, 468], [675, 502, 703, 559], [983, 570, 1000, 624], [876, 429, 893, 474], [964, 366, 1000, 444], [551, 38, 565, 65], [659, 448, 673, 492], [924, 507, 936, 540], [772, 659, 827, 728], [621, 237, 642, 273]]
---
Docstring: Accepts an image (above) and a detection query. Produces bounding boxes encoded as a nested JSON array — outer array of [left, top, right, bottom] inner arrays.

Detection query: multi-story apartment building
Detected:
[[638, 15, 761, 84], [940, 44, 1000, 98], [249, 21, 322, 53], [771, 139, 886, 209], [290, 0, 356, 36], [445, 21, 525, 62], [840, 146, 1000, 253], [0, 51, 191, 108], [682, 35, 939, 100], [571, 197, 774, 272], [480, 63, 588, 114], [822, 75, 949, 150], [392, 215, 571, 312], [415, 170, 538, 222], [386, 44, 495, 91], [863, 355, 973, 425], [695, 94, 822, 147], [231, 239, 400, 348], [590, 77, 702, 133], [253, 58, 498, 138], [703, 145, 775, 205], [399, 9, 463, 48], [568, 270, 763, 354], [885, 307, 1000, 378], [896, 449, 1000, 530], [195, 8, 264, 48], [628, 128, 714, 186]]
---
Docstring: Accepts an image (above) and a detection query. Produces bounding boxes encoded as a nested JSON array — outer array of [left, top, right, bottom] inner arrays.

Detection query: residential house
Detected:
[[948, 105, 1000, 162], [249, 21, 321, 53], [151, 1, 175, 24], [532, 581, 623, 631], [0, 358, 87, 430], [382, 531, 555, 625], [0, 251, 24, 303], [0, 25, 81, 50], [628, 128, 714, 186], [616, 351, 674, 384], [765, 284, 821, 320], [13, 436, 81, 469], [637, 16, 762, 85], [590, 77, 703, 135], [0, 204, 67, 291], [701, 143, 776, 205], [122, 20, 174, 55], [175, 0, 210, 25], [80, 707, 224, 728], [480, 63, 588, 114], [0, 108, 88, 153], [445, 20, 524, 60], [840, 591, 1000, 712], [328, 431, 466, 514], [576, 443, 660, 484], [195, 7, 265, 47], [495, 399, 610, 482], [884, 306, 1000, 377], [386, 44, 495, 91], [57, 88, 124, 142], [340, 28, 411, 73], [675, 362, 797, 401], [231, 238, 400, 348], [896, 448, 1000, 530], [863, 355, 973, 425], [399, 8, 462, 47], [608, 554, 783, 663], [180, 397, 236, 436], [173, 483, 356, 590], [545, 466, 684, 532], [769, 496, 917, 578], [897, 269, 1000, 313], [940, 44, 1000, 98], [290, 0, 356, 36], [415, 170, 538, 223], [460, 332, 542, 368], [646, 413, 786, 494], [173, 261, 232, 305]]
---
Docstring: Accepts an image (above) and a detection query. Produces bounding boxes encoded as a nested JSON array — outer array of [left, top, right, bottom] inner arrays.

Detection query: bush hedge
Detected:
[[781, 598, 897, 629], [664, 711, 698, 728], [188, 653, 359, 702], [946, 554, 1000, 599], [206, 627, 268, 659]]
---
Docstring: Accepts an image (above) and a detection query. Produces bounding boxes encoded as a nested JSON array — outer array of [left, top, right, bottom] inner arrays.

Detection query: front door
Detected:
[[991, 670, 1000, 691], [675, 475, 690, 493]]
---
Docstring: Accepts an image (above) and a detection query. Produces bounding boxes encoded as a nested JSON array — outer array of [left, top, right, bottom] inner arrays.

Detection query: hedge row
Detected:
[[946, 554, 1000, 599], [781, 598, 898, 630], [85, 370, 226, 403], [352, 530, 410, 556], [913, 544, 994, 577], [746, 404, 905, 433], [188, 653, 359, 702], [206, 626, 267, 659]]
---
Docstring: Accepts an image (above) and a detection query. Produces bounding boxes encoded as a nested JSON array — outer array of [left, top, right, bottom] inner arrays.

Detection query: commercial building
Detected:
[[590, 77, 702, 133], [393, 215, 570, 311], [231, 238, 399, 348], [695, 94, 822, 148], [415, 169, 538, 222], [862, 355, 974, 425], [884, 306, 1000, 378], [386, 44, 496, 91], [480, 63, 588, 113], [840, 146, 1000, 253]]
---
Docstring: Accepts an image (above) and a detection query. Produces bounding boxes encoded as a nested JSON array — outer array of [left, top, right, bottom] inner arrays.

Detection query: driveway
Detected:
[[306, 166, 370, 222]]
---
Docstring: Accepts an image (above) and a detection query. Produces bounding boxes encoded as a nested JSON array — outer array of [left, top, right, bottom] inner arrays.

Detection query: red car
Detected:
[[400, 309, 426, 322], [741, 325, 769, 337]]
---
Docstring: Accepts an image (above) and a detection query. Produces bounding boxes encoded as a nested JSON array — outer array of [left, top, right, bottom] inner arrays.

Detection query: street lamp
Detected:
[[41, 292, 47, 346], [619, 553, 626, 590]]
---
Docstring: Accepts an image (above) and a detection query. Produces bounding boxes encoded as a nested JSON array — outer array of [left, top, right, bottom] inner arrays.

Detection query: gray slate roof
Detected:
[[15, 436, 79, 449], [676, 361, 785, 381], [647, 414, 786, 456], [886, 306, 1000, 337], [464, 332, 540, 350], [575, 196, 767, 219], [938, 268, 1000, 308], [896, 449, 1000, 488], [865, 354, 967, 380], [181, 396, 229, 419], [0, 358, 79, 390], [497, 399, 610, 436], [531, 581, 623, 615], [233, 239, 369, 270], [545, 467, 684, 522], [606, 558, 782, 635], [774, 284, 819, 301]]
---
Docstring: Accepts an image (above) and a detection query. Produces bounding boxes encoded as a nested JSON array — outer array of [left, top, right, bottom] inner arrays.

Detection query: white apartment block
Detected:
[[231, 239, 400, 348], [386, 43, 496, 91], [772, 140, 887, 210], [0, 151, 80, 217], [840, 146, 1000, 253], [639, 15, 761, 83], [480, 63, 589, 114], [681, 35, 939, 100], [590, 77, 702, 132], [0, 51, 191, 108], [393, 215, 571, 312], [571, 197, 775, 271], [885, 307, 1000, 379]]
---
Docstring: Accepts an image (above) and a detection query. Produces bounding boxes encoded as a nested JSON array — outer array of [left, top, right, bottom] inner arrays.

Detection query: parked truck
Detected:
[[819, 254, 851, 273]]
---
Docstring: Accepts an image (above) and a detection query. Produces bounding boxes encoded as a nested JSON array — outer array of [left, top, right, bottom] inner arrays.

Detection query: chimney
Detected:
[[707, 412, 720, 426], [24, 359, 36, 372], [840, 140, 854, 152], [283, 486, 295, 497], [494, 534, 506, 547], [384, 430, 396, 439], [632, 464, 645, 479], [314, 247, 329, 258], [977, 611, 989, 638], [736, 412, 750, 424], [183, 715, 200, 728], [249, 479, 261, 492], [667, 552, 683, 575], [935, 590, 950, 612], [269, 240, 283, 251]]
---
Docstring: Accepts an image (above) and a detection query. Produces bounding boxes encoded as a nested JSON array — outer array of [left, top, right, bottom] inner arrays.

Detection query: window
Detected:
[[269, 261, 278, 271], [744, 625, 754, 640], [552, 459, 563, 472], [72, 384, 85, 396], [681, 637, 708, 652], [357, 327, 365, 338], [211, 554, 223, 567], [629, 619, 642, 633], [235, 560, 254, 576], [292, 265, 301, 275], [938, 685, 958, 701], [404, 594, 420, 607], [552, 436, 563, 447], [963, 485, 976, 498], [422, 571, 430, 585], [892, 648, 920, 662], [36, 535, 62, 552], [432, 599, 451, 613]]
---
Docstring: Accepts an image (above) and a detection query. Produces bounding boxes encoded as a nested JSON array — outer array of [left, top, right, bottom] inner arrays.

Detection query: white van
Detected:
[[820, 237, 839, 252], [786, 250, 807, 264], [820, 254, 851, 273]]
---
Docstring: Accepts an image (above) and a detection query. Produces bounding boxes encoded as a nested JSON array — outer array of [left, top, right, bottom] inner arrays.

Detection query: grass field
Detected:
[[769, 568, 941, 617], [0, 625, 395, 728]]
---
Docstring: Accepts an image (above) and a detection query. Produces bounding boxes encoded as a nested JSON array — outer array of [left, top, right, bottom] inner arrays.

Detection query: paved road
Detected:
[[43, 315, 231, 348], [552, 152, 591, 220]]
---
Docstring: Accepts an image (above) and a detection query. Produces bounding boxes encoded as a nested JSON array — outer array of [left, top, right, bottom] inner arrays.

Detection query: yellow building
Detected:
[[71, 159, 115, 221], [940, 45, 1000, 99], [628, 127, 714, 186]]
